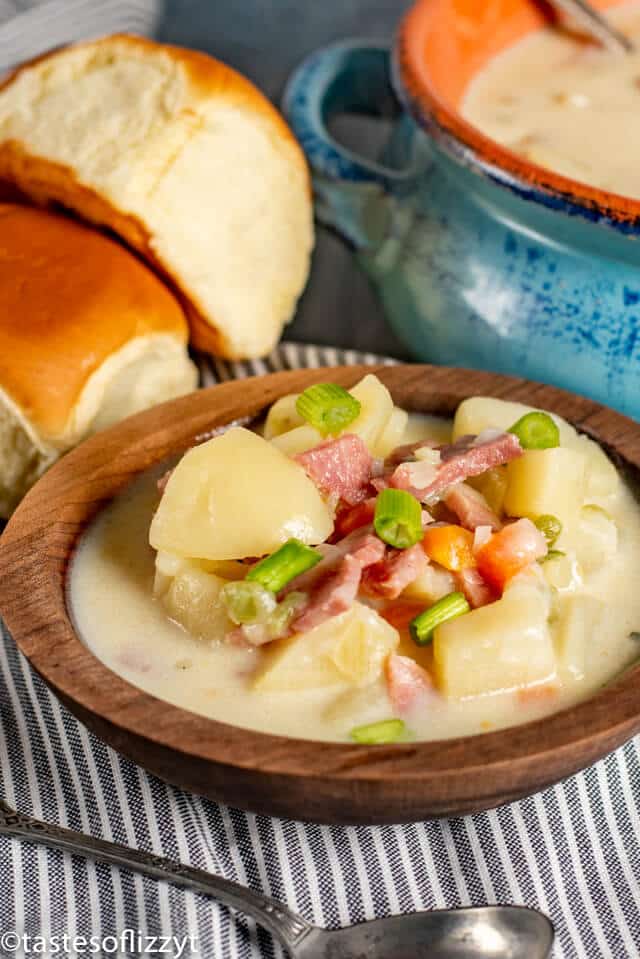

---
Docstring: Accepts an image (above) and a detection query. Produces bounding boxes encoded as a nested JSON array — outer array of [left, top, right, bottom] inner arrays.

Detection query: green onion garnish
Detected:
[[296, 383, 361, 436], [268, 591, 307, 639], [508, 411, 560, 450], [410, 591, 470, 646], [540, 549, 566, 563], [220, 581, 276, 625], [534, 514, 563, 546], [246, 538, 321, 593], [374, 488, 423, 550], [350, 718, 406, 745]]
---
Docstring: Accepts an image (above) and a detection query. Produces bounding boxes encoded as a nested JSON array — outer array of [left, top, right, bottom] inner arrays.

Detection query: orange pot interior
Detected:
[[405, 0, 626, 109], [397, 0, 640, 223]]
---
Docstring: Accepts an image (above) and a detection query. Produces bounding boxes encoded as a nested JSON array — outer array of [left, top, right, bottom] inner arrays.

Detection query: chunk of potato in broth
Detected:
[[433, 577, 556, 699], [254, 603, 399, 691], [150, 427, 334, 561]]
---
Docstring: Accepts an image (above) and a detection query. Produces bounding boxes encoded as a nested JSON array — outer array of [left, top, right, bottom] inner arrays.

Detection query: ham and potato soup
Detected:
[[462, 3, 640, 197], [70, 375, 640, 744]]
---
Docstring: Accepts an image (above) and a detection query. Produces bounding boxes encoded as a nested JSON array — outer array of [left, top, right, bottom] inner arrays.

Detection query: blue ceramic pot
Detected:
[[283, 24, 640, 420]]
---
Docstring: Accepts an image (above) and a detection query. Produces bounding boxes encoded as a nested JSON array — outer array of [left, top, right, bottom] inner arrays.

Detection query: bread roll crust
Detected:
[[0, 34, 314, 359], [0, 203, 189, 439]]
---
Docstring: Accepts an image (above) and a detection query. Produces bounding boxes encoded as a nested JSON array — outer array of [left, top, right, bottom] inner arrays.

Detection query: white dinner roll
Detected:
[[0, 33, 314, 359], [0, 203, 198, 517]]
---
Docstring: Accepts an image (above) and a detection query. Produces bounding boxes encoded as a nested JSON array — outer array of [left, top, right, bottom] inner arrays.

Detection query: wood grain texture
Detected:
[[1, 364, 639, 824]]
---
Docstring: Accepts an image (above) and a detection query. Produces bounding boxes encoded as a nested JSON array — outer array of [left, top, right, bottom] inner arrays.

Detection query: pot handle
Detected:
[[282, 41, 419, 251]]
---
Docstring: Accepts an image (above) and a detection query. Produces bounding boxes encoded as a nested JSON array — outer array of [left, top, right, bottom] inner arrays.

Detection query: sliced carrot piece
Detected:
[[422, 524, 476, 572], [476, 518, 547, 593]]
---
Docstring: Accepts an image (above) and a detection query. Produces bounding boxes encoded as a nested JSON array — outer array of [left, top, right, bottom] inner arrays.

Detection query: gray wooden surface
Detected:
[[159, 0, 412, 358]]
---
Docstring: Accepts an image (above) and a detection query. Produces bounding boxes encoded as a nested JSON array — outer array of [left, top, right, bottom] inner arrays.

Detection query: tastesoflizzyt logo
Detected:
[[0, 929, 199, 956]]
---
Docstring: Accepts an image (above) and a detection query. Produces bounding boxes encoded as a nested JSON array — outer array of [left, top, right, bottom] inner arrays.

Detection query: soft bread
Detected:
[[0, 34, 314, 359], [0, 203, 197, 516]]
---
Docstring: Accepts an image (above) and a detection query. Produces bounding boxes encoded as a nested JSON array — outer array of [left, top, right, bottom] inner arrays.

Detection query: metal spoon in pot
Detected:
[[547, 0, 633, 53], [0, 798, 554, 958]]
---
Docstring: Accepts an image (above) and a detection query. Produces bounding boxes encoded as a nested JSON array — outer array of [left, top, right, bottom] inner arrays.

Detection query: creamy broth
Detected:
[[69, 413, 640, 743], [462, 3, 640, 197]]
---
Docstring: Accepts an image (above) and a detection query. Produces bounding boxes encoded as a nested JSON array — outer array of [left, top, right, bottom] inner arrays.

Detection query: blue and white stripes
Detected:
[[1, 340, 640, 958], [0, 0, 637, 952]]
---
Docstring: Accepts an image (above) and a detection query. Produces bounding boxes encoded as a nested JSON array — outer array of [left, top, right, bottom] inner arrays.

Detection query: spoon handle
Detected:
[[0, 804, 313, 952], [548, 0, 633, 53]]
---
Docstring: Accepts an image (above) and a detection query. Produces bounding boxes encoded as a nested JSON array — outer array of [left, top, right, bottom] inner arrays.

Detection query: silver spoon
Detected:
[[0, 799, 553, 958], [548, 0, 634, 53]]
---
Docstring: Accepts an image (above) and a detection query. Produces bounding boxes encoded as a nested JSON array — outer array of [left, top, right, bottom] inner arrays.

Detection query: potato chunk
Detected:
[[271, 424, 323, 456], [347, 374, 395, 454], [554, 594, 606, 682], [453, 397, 576, 445], [263, 393, 304, 439], [433, 576, 555, 699], [573, 435, 620, 502], [150, 427, 334, 560], [254, 603, 399, 691], [574, 505, 618, 573], [375, 406, 409, 458], [154, 560, 232, 643], [504, 447, 586, 533], [402, 564, 456, 605], [270, 374, 395, 457], [454, 397, 618, 504]]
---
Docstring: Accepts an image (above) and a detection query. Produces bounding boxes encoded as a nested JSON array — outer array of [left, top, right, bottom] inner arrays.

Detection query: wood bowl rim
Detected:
[[1, 363, 640, 811]]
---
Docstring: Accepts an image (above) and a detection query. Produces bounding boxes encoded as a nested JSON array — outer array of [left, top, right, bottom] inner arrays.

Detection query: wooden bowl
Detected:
[[1, 364, 639, 825]]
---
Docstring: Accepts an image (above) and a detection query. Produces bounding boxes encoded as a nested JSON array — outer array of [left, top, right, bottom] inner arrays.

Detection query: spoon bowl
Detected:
[[298, 906, 554, 958]]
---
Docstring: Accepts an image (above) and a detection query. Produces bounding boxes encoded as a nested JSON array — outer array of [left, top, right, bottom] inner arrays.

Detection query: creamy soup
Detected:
[[462, 3, 640, 197], [70, 384, 640, 744]]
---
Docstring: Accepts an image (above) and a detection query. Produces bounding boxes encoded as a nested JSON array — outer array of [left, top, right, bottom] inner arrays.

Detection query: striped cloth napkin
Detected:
[[0, 4, 639, 958]]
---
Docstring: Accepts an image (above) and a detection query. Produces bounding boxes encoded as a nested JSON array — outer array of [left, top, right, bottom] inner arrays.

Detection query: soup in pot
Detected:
[[462, 3, 640, 198]]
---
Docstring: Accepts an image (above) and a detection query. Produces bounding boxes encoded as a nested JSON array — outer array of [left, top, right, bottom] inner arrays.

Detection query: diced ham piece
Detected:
[[371, 473, 392, 493], [282, 528, 385, 597], [334, 498, 377, 539], [295, 434, 373, 505], [292, 553, 362, 632], [361, 543, 428, 600], [229, 530, 386, 643], [282, 528, 386, 634], [390, 432, 522, 503], [455, 567, 495, 609], [444, 483, 502, 531], [386, 654, 433, 714]]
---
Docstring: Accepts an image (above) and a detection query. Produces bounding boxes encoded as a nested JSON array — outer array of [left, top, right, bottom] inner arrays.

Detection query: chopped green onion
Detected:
[[268, 591, 307, 639], [410, 591, 470, 646], [374, 488, 423, 549], [220, 581, 276, 625], [246, 539, 320, 593], [508, 411, 560, 450], [534, 514, 563, 546], [350, 718, 406, 745], [296, 383, 361, 435], [540, 549, 566, 563]]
